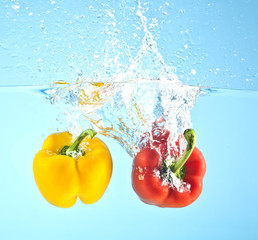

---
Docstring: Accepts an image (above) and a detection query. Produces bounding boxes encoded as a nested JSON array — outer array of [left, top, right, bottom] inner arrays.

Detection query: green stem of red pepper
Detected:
[[172, 129, 196, 178], [60, 129, 97, 157]]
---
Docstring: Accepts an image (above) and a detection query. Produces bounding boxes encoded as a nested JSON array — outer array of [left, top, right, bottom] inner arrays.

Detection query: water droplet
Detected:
[[138, 175, 144, 180]]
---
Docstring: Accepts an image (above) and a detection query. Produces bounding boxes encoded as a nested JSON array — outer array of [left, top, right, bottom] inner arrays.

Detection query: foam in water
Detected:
[[48, 2, 200, 191]]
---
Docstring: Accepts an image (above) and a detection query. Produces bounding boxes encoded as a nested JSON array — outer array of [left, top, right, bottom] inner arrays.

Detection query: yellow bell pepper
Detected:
[[33, 129, 112, 208]]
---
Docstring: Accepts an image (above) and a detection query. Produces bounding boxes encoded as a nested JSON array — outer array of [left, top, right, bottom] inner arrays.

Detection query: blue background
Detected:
[[0, 0, 257, 89], [0, 0, 258, 239]]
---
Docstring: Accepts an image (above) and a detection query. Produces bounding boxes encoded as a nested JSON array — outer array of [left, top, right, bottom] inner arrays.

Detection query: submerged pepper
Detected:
[[33, 129, 112, 208], [132, 129, 206, 208]]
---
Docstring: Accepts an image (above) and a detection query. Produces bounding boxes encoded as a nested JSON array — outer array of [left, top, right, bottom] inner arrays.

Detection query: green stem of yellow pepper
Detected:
[[60, 129, 97, 157]]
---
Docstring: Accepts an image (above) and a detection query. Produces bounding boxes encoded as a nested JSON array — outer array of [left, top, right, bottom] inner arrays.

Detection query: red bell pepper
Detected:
[[132, 129, 206, 208]]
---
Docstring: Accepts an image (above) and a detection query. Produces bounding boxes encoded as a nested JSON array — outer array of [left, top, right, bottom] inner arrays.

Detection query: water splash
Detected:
[[48, 3, 200, 159], [50, 80, 199, 156]]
